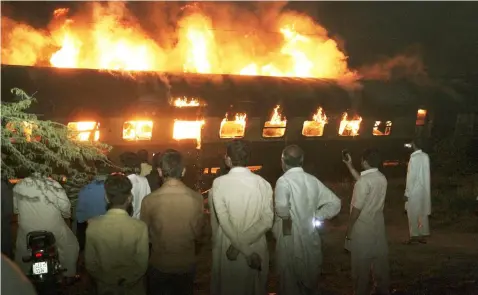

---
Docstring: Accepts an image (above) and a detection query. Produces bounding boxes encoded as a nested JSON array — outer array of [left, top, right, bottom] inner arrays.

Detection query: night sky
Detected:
[[2, 1, 478, 80]]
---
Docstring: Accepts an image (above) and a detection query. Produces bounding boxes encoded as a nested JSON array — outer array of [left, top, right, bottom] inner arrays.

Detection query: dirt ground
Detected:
[[16, 177, 478, 295], [191, 178, 478, 295]]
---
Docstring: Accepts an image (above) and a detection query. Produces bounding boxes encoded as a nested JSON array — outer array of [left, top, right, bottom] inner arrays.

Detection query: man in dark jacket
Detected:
[[146, 152, 163, 192]]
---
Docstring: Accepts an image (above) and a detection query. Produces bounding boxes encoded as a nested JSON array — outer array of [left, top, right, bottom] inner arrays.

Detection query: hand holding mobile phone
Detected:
[[342, 149, 350, 162]]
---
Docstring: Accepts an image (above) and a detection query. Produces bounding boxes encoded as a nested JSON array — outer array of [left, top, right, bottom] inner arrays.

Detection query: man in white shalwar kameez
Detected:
[[343, 149, 390, 295], [13, 174, 79, 279], [404, 138, 431, 244], [273, 145, 341, 295], [211, 140, 274, 295], [120, 152, 151, 219]]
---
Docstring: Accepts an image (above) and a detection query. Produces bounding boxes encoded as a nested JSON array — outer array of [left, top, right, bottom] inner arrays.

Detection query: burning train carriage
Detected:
[[1, 64, 433, 186]]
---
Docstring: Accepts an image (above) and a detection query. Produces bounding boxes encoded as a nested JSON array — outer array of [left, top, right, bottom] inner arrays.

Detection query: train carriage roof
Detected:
[[0, 64, 462, 119]]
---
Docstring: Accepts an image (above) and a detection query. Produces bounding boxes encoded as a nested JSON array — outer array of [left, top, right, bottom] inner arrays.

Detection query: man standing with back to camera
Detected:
[[343, 149, 390, 295], [273, 145, 341, 295], [211, 139, 274, 295], [404, 138, 431, 244], [141, 149, 204, 295]]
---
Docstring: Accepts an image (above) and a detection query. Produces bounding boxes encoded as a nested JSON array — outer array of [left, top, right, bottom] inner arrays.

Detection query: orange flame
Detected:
[[1, 3, 357, 81], [338, 113, 362, 136], [172, 97, 201, 108], [173, 120, 205, 149], [122, 120, 153, 141], [302, 107, 328, 137], [263, 105, 287, 138], [67, 121, 100, 141], [220, 113, 247, 138], [373, 120, 392, 136]]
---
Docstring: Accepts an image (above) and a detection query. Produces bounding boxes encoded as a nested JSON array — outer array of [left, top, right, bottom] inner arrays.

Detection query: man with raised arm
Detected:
[[211, 139, 274, 295], [273, 145, 341, 295], [343, 149, 390, 295]]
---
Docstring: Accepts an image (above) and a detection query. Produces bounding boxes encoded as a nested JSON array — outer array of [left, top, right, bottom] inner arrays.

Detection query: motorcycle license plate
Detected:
[[32, 262, 48, 275]]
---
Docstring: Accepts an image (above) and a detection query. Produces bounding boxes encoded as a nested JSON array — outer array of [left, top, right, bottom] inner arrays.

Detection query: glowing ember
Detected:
[[373, 120, 392, 136], [122, 120, 153, 141], [302, 107, 328, 137], [416, 109, 427, 126], [263, 105, 287, 138], [173, 120, 205, 149], [219, 113, 247, 138], [338, 113, 362, 136], [172, 97, 201, 108], [1, 3, 356, 80], [67, 121, 100, 141]]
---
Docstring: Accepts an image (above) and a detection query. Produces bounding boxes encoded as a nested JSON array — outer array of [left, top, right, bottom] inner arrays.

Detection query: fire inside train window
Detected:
[[262, 105, 287, 138], [302, 107, 328, 137], [67, 121, 100, 141], [338, 113, 363, 136], [123, 120, 153, 141], [170, 96, 205, 108], [416, 109, 427, 126], [220, 113, 247, 138], [373, 121, 392, 136]]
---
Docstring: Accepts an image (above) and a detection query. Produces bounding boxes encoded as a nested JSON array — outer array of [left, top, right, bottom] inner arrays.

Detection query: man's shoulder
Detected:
[[128, 216, 148, 229], [361, 170, 387, 184], [212, 174, 229, 187]]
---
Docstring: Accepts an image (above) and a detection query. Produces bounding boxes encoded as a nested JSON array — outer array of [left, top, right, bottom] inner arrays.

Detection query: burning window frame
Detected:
[[122, 120, 154, 141], [416, 109, 427, 126], [170, 96, 205, 108], [172, 119, 205, 149], [372, 120, 392, 136], [262, 105, 287, 138], [67, 121, 100, 142], [219, 113, 247, 139], [338, 112, 363, 137], [302, 107, 328, 137]]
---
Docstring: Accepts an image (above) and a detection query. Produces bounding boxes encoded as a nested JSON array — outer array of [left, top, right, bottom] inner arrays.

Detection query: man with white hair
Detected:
[[273, 145, 341, 295]]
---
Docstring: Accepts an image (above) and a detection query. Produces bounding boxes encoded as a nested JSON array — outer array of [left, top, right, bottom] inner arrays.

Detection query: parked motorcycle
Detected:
[[22, 231, 66, 295]]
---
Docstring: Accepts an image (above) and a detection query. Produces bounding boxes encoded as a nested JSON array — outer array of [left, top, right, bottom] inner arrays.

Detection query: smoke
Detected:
[[358, 46, 430, 85]]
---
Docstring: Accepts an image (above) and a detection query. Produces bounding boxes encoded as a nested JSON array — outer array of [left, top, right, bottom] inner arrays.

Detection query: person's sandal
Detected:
[[402, 239, 420, 245]]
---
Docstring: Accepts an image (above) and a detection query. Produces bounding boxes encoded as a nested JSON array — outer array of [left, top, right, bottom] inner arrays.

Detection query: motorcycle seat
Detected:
[[27, 231, 56, 250]]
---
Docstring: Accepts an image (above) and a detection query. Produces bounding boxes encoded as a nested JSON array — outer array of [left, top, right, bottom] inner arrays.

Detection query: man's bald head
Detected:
[[282, 145, 304, 170]]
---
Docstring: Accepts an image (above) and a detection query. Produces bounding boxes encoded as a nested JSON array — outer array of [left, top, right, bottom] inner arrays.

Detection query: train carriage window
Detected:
[[123, 120, 153, 141], [302, 107, 328, 137], [220, 113, 247, 139], [67, 121, 100, 141], [373, 121, 392, 136], [170, 96, 206, 108], [263, 105, 287, 138], [338, 113, 362, 136], [173, 120, 205, 149], [416, 109, 427, 126]]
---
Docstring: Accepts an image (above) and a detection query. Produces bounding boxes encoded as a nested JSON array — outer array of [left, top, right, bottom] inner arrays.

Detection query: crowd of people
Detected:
[[1, 138, 431, 295]]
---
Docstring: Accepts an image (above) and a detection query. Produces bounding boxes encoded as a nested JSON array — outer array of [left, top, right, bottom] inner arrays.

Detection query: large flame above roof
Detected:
[[1, 2, 357, 81]]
